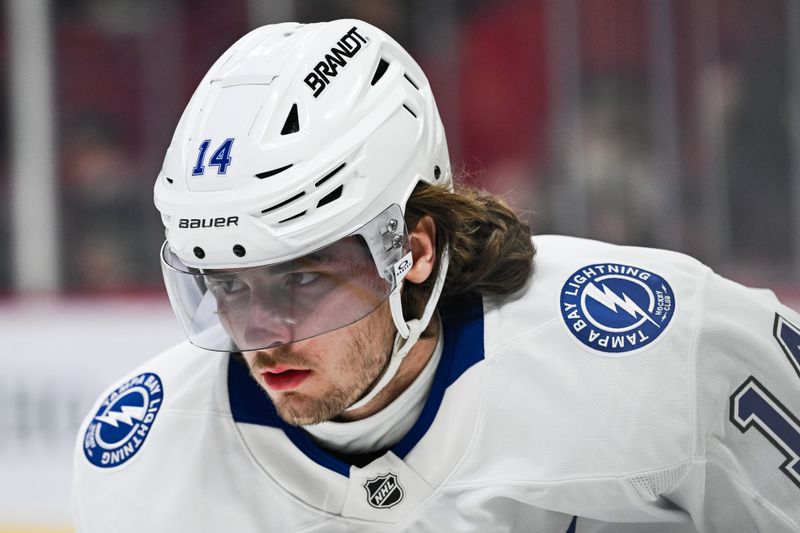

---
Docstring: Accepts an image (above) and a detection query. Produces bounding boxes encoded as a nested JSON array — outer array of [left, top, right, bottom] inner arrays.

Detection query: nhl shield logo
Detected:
[[364, 472, 404, 509]]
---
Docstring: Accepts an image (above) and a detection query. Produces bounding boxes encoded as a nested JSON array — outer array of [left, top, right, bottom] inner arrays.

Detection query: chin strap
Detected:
[[345, 245, 450, 412]]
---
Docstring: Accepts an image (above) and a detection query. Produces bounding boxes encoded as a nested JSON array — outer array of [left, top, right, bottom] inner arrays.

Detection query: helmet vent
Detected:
[[316, 185, 343, 208], [279, 211, 306, 224], [256, 163, 293, 179], [403, 73, 420, 91], [315, 162, 346, 187], [403, 104, 417, 118], [280, 103, 300, 135], [165, 176, 174, 184], [371, 58, 390, 86], [261, 191, 305, 214]]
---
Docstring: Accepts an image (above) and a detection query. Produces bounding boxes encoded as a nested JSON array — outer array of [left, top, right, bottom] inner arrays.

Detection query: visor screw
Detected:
[[193, 246, 205, 259], [387, 219, 398, 232], [434, 165, 441, 180], [233, 244, 246, 257], [391, 234, 403, 248]]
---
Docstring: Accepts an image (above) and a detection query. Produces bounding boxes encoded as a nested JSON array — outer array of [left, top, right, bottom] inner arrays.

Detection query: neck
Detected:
[[336, 316, 440, 422]]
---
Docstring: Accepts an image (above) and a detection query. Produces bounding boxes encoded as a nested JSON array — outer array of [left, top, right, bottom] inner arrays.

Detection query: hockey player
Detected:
[[73, 19, 800, 532]]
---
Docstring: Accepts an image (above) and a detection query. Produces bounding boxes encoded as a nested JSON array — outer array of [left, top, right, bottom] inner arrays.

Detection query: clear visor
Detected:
[[160, 204, 410, 352]]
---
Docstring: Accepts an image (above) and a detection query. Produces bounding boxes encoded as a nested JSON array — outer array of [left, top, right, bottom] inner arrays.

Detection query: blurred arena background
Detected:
[[1, 0, 798, 531]]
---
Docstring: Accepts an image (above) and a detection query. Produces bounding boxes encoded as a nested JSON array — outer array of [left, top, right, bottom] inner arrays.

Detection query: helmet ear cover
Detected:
[[161, 204, 412, 352]]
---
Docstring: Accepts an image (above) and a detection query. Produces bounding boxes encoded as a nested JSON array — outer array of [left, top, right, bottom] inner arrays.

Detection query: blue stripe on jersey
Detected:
[[227, 292, 486, 477], [391, 292, 485, 458]]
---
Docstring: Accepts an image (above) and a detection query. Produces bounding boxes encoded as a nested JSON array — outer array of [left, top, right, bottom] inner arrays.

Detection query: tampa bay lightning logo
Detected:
[[560, 263, 675, 355], [83, 373, 163, 468]]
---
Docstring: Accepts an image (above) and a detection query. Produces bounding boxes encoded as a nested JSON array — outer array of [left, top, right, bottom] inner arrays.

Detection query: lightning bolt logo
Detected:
[[560, 263, 676, 355], [83, 373, 164, 468], [96, 405, 147, 427], [584, 282, 660, 328]]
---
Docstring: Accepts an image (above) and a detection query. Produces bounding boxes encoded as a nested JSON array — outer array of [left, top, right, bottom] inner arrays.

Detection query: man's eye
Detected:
[[208, 278, 247, 295], [286, 272, 320, 286]]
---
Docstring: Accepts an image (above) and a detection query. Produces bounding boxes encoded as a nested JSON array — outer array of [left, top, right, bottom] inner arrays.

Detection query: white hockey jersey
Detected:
[[72, 236, 800, 532]]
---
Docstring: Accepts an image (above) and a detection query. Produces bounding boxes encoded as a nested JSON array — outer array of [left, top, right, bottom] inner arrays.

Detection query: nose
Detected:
[[241, 299, 295, 349]]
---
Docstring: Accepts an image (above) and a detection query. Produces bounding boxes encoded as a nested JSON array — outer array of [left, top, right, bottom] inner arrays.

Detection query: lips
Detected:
[[262, 367, 312, 391]]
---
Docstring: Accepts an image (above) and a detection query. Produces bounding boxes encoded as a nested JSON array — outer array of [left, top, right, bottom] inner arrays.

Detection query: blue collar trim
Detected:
[[227, 293, 485, 477], [390, 293, 485, 458]]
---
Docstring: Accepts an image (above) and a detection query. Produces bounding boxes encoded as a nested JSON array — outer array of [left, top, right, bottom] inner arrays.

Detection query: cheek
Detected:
[[241, 351, 257, 368], [302, 333, 359, 377], [305, 326, 383, 382]]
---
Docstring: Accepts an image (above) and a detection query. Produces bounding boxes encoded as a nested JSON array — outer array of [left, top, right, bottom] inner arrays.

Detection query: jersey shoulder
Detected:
[[74, 341, 228, 472], [456, 235, 800, 523], [483, 234, 710, 355], [465, 236, 710, 473], [443, 237, 717, 519], [81, 340, 227, 422], [71, 345, 275, 532]]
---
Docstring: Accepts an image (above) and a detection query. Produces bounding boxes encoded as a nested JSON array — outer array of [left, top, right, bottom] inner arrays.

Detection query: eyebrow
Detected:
[[269, 253, 330, 274], [203, 252, 332, 276]]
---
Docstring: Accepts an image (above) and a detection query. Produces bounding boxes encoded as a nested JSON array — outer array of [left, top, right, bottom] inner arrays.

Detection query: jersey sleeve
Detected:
[[665, 271, 800, 532]]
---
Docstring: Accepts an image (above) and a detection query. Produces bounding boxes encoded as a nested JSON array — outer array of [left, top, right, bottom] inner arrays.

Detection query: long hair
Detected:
[[402, 180, 536, 321]]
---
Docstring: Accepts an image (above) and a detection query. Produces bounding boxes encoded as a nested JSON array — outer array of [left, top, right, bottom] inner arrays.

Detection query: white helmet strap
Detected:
[[346, 245, 450, 412]]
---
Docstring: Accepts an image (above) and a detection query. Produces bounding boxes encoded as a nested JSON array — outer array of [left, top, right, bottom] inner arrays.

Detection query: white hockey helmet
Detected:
[[155, 19, 451, 353]]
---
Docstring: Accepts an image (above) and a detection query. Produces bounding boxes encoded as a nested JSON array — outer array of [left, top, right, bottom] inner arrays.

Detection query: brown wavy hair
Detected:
[[401, 180, 536, 322]]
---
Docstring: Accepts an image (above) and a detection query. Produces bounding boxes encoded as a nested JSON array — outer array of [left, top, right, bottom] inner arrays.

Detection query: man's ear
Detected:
[[405, 215, 437, 284]]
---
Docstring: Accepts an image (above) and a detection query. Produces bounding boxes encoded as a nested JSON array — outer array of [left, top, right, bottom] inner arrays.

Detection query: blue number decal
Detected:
[[192, 139, 211, 175], [191, 138, 234, 175], [565, 516, 577, 533], [730, 314, 800, 489], [208, 138, 234, 174], [775, 314, 800, 380]]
